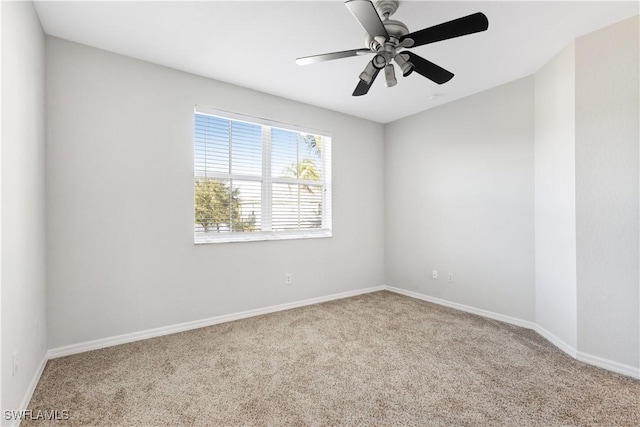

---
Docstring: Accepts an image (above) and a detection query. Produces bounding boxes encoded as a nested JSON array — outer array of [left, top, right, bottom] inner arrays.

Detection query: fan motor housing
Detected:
[[383, 19, 409, 39], [365, 19, 409, 50]]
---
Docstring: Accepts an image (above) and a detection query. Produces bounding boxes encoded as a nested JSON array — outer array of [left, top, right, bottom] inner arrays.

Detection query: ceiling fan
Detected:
[[295, 0, 489, 96]]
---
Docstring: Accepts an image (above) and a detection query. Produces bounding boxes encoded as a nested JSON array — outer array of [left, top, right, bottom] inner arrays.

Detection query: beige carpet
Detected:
[[26, 291, 639, 426]]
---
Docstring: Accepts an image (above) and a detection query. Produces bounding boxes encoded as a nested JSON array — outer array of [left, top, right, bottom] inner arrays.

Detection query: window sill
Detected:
[[194, 230, 332, 245]]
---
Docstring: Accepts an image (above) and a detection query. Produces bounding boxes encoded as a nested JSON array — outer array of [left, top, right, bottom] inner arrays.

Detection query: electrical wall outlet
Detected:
[[448, 273, 454, 283], [285, 273, 292, 285], [432, 270, 438, 279]]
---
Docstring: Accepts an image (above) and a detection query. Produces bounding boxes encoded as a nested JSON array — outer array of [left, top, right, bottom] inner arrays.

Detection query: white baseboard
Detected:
[[385, 285, 639, 380], [45, 284, 639, 380], [576, 350, 640, 379], [533, 324, 578, 358], [10, 353, 48, 427], [385, 286, 536, 330], [48, 286, 385, 359]]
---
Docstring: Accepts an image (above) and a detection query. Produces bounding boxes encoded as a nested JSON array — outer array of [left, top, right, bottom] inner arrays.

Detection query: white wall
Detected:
[[1, 0, 47, 415], [45, 38, 385, 349], [384, 77, 536, 322], [575, 15, 639, 369], [384, 15, 639, 374], [534, 43, 578, 349]]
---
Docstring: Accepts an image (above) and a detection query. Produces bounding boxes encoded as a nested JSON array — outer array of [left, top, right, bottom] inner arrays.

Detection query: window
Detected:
[[194, 107, 332, 243]]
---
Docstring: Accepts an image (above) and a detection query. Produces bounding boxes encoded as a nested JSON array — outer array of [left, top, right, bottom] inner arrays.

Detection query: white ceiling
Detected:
[[34, 1, 638, 123]]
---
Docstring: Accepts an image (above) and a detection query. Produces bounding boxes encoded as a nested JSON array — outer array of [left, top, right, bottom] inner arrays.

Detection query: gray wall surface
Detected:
[[534, 43, 578, 349], [45, 38, 385, 349], [575, 15, 639, 369], [384, 77, 536, 322], [1, 0, 48, 415]]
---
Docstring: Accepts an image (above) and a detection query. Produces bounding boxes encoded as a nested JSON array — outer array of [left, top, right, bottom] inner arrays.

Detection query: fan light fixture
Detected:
[[359, 61, 378, 84], [372, 53, 387, 69], [394, 53, 414, 77], [384, 64, 397, 87]]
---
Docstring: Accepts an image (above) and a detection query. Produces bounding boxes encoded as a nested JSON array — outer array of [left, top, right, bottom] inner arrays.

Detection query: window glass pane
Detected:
[[298, 134, 322, 181], [195, 178, 231, 234], [194, 115, 229, 176], [271, 128, 323, 181], [272, 182, 299, 230], [299, 184, 323, 229], [272, 183, 322, 231], [195, 178, 261, 236], [231, 121, 262, 176], [232, 179, 261, 232], [271, 128, 299, 179]]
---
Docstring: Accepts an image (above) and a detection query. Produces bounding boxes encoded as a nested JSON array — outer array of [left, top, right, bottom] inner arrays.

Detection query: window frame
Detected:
[[194, 106, 332, 244]]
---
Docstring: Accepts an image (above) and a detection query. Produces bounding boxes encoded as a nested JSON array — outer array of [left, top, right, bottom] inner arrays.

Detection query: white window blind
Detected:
[[194, 107, 332, 244]]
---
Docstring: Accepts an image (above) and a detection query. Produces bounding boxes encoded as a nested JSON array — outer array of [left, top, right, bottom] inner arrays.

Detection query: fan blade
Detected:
[[296, 48, 372, 66], [403, 52, 454, 84], [353, 67, 381, 96], [401, 12, 488, 47], [345, 0, 389, 41]]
